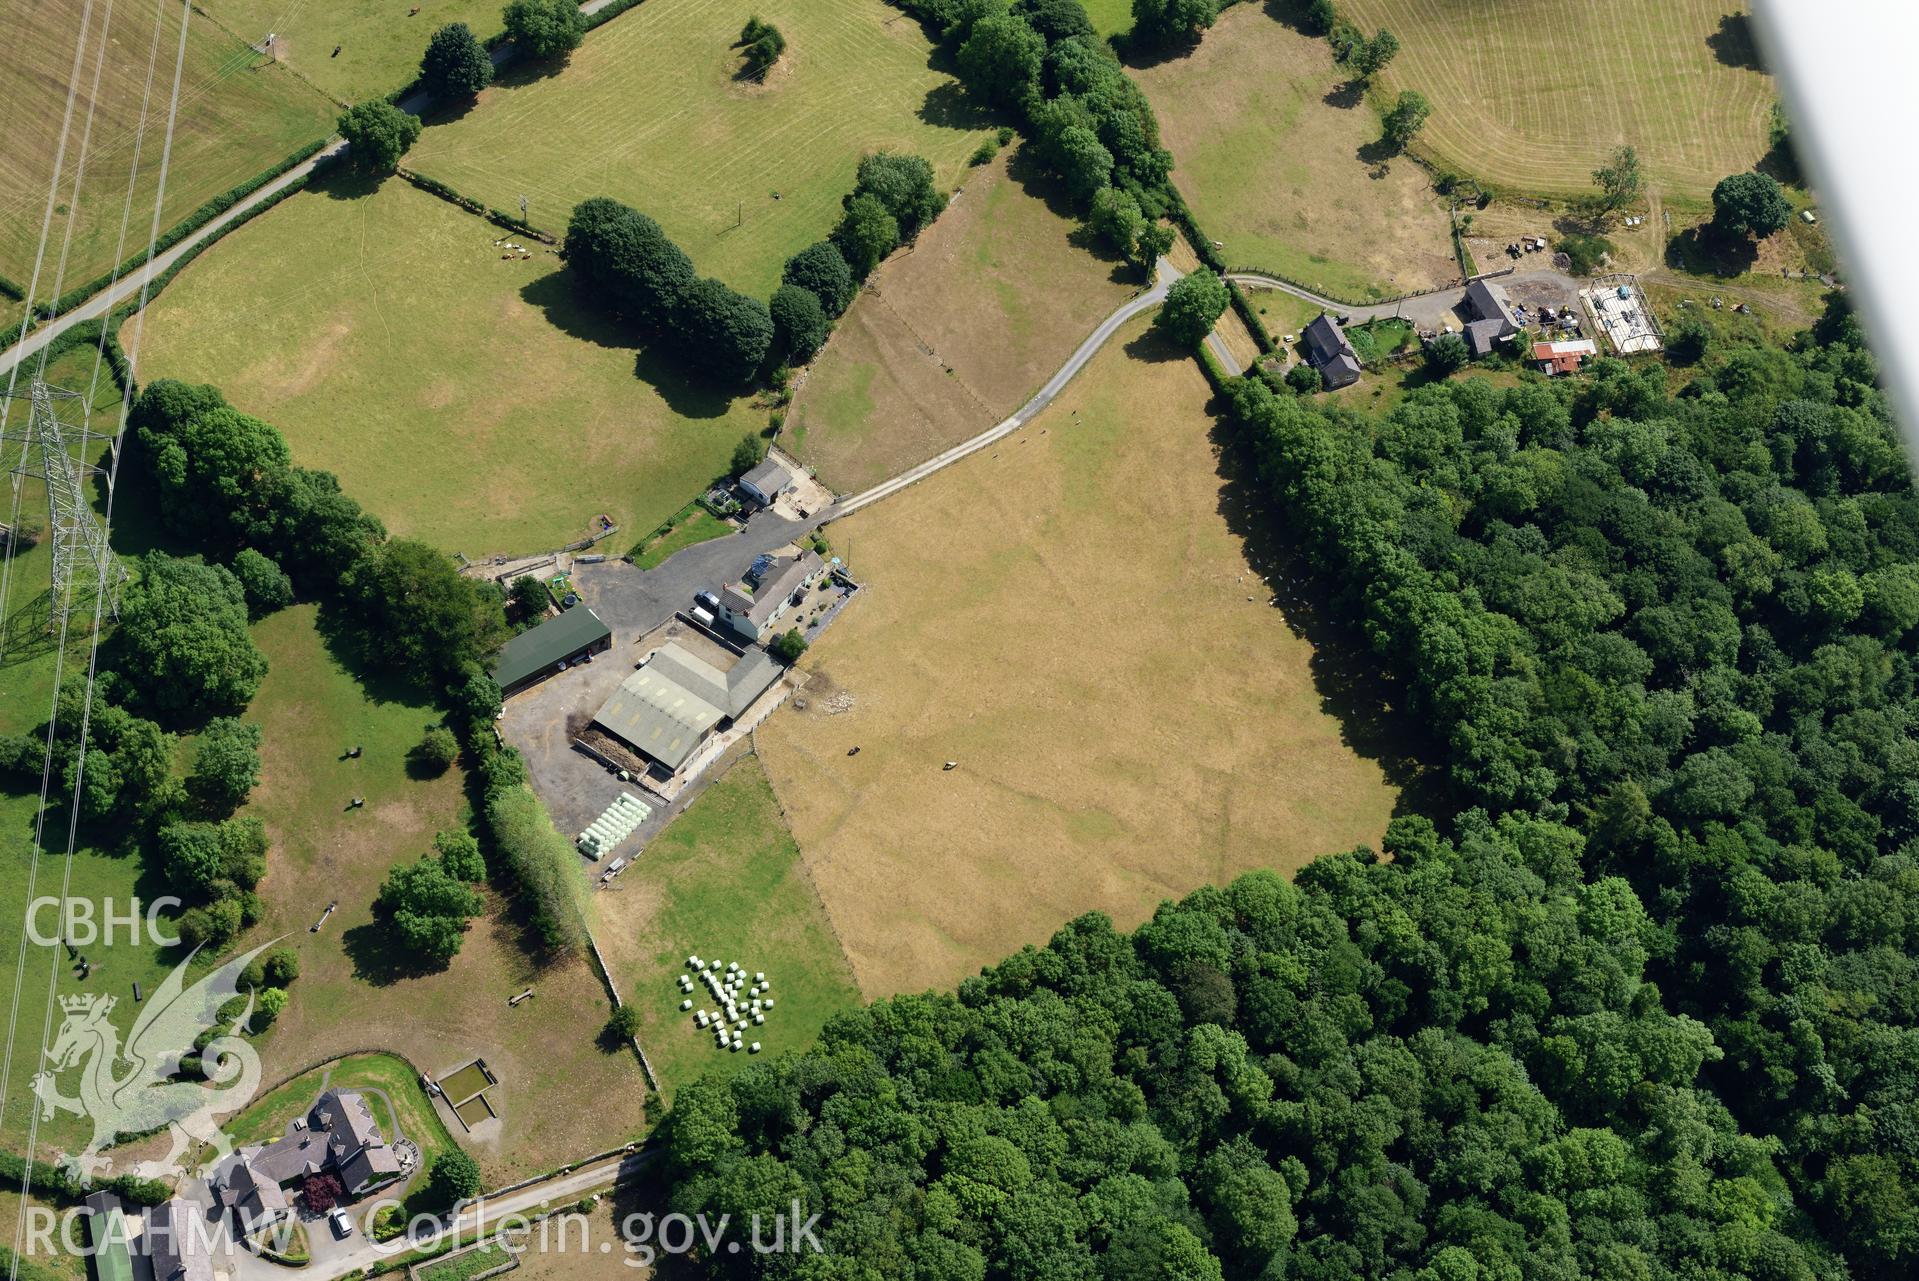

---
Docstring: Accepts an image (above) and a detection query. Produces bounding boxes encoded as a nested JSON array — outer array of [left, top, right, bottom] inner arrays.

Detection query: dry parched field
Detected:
[[1133, 5, 1455, 301], [133, 180, 759, 558], [408, 0, 987, 299], [759, 318, 1400, 999], [0, 0, 333, 297], [790, 148, 1138, 493], [1342, 0, 1775, 203]]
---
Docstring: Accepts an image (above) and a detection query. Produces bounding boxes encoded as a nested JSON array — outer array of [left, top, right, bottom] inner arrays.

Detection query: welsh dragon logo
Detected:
[[30, 941, 276, 1183]]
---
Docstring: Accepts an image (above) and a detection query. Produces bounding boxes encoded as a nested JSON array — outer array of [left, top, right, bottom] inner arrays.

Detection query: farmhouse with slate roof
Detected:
[[717, 551, 822, 641], [1301, 314, 1362, 389], [1463, 279, 1520, 356], [210, 1087, 402, 1228]]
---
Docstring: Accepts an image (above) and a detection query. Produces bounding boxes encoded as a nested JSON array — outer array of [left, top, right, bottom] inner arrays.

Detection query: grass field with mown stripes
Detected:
[[1341, 0, 1775, 203], [407, 0, 992, 298], [0, 0, 334, 302]]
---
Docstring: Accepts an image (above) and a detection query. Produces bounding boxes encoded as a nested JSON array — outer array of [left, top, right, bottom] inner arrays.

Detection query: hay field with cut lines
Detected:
[[1341, 0, 1775, 202]]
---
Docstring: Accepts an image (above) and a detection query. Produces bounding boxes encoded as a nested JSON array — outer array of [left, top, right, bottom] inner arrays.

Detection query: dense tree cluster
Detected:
[[891, 0, 1174, 267], [188, 716, 263, 815], [663, 815, 1836, 1280], [420, 22, 493, 100], [161, 817, 269, 951], [337, 101, 421, 176], [1225, 296, 1918, 1275], [568, 150, 944, 377], [375, 830, 486, 966], [564, 198, 774, 382], [1712, 171, 1792, 242], [1129, 0, 1218, 49], [738, 16, 786, 77], [117, 553, 268, 715], [501, 0, 585, 61], [1155, 268, 1228, 349]]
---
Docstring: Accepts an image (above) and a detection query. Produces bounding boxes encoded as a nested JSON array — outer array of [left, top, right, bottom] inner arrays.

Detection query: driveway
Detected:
[[1227, 266, 1584, 332]]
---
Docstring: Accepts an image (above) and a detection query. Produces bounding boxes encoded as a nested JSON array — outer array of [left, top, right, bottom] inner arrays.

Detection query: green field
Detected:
[[1342, 0, 1775, 203], [1133, 5, 1456, 300], [591, 754, 859, 1098], [199, 0, 508, 105], [133, 179, 759, 558], [0, 344, 183, 1163], [0, 0, 334, 301], [408, 0, 990, 298]]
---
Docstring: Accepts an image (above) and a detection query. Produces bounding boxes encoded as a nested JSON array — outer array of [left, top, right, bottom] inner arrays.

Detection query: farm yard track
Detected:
[[1342, 0, 1775, 203]]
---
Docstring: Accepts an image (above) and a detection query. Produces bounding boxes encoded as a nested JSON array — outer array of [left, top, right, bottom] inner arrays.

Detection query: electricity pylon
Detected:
[[0, 377, 125, 632]]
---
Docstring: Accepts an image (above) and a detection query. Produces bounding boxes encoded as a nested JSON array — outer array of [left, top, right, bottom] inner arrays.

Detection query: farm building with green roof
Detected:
[[491, 605, 613, 695]]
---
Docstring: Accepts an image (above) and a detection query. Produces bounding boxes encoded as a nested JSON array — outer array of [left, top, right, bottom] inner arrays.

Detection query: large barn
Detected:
[[591, 642, 781, 774]]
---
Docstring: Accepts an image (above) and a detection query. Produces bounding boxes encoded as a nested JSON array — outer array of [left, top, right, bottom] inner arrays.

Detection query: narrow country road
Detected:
[[0, 0, 627, 385], [229, 1151, 652, 1281], [833, 257, 1179, 516]]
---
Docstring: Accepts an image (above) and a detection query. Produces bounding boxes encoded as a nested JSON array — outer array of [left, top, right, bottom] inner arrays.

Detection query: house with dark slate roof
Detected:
[[1301, 314, 1362, 389], [1463, 279, 1520, 356], [211, 1087, 402, 1228]]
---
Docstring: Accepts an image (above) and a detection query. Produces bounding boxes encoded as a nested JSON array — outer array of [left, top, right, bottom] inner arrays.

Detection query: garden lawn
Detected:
[[231, 605, 645, 1181], [221, 1051, 458, 1183], [631, 506, 730, 570], [131, 179, 759, 558], [789, 148, 1136, 493], [407, 0, 990, 299], [1132, 5, 1455, 301], [1341, 0, 1775, 204], [590, 754, 858, 1100], [758, 317, 1401, 998], [0, 0, 334, 298], [197, 0, 507, 105]]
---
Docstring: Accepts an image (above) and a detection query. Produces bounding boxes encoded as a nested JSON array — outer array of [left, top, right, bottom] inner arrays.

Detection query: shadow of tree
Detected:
[[1264, 0, 1326, 37], [1665, 224, 1759, 279], [1756, 136, 1802, 187], [1323, 79, 1365, 110], [1121, 328, 1185, 364], [516, 273, 749, 419], [919, 81, 995, 132], [1355, 137, 1400, 170], [1117, 32, 1207, 71], [313, 602, 442, 709], [342, 918, 444, 986], [489, 53, 571, 91], [1206, 415, 1447, 819], [311, 167, 387, 203], [1706, 12, 1763, 71]]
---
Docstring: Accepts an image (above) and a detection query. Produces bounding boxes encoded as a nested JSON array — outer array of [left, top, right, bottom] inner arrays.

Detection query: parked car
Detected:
[[695, 590, 721, 613], [329, 1209, 353, 1238]]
